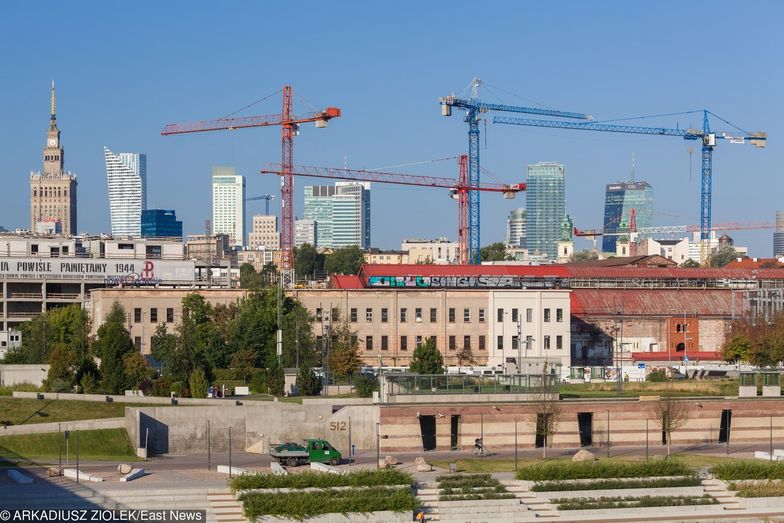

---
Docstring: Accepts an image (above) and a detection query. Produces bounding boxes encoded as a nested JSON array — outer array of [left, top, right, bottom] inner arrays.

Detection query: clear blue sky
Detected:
[[1, 1, 781, 255]]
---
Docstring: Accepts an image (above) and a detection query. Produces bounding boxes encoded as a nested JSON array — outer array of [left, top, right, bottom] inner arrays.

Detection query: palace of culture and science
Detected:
[[29, 82, 77, 235]]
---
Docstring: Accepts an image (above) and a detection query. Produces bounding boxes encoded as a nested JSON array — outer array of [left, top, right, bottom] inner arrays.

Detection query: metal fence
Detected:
[[383, 373, 558, 396]]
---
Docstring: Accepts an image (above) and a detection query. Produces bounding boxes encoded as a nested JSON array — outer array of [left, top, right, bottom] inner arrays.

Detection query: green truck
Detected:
[[269, 439, 342, 467]]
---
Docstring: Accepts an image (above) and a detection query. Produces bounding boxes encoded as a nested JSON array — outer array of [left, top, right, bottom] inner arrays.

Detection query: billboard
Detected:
[[0, 258, 195, 285]]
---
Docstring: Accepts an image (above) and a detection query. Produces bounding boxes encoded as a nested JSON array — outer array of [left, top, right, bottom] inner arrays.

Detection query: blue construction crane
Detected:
[[440, 78, 591, 264], [493, 110, 767, 262], [245, 194, 275, 215]]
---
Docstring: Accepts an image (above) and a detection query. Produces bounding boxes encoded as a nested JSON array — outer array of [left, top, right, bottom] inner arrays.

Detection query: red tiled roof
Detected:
[[570, 288, 733, 317], [725, 258, 784, 269], [330, 274, 363, 289]]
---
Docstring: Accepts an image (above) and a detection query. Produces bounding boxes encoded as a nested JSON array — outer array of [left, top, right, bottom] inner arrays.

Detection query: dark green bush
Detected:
[[240, 486, 417, 520], [532, 476, 701, 491], [554, 494, 718, 511], [516, 459, 694, 481], [231, 469, 413, 491], [354, 374, 379, 398], [249, 370, 267, 394], [712, 461, 784, 480], [436, 473, 511, 501], [646, 369, 668, 382]]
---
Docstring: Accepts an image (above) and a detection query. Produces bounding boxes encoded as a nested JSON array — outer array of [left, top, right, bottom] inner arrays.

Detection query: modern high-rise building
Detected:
[[295, 219, 317, 247], [30, 82, 77, 235], [104, 148, 147, 237], [601, 181, 653, 253], [505, 208, 526, 247], [775, 211, 784, 257], [141, 209, 182, 239], [211, 166, 245, 248], [303, 182, 370, 249], [248, 214, 280, 249], [525, 162, 565, 259]]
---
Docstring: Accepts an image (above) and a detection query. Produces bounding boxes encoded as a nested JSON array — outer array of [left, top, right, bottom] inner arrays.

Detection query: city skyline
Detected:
[[1, 3, 781, 256]]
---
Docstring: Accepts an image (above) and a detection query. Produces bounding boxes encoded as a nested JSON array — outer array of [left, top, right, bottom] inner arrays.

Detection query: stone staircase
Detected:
[[416, 482, 440, 521], [498, 479, 559, 520], [701, 477, 743, 511], [207, 489, 248, 523]]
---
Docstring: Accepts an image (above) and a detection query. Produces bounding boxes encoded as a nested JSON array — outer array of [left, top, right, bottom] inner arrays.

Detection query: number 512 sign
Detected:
[[329, 421, 347, 431]]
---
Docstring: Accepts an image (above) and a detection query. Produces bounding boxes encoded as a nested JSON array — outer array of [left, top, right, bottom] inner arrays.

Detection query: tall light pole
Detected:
[[516, 314, 523, 375]]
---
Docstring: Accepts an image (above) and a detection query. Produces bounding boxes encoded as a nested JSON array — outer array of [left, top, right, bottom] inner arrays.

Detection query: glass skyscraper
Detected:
[[525, 162, 565, 259], [303, 182, 370, 249], [104, 147, 147, 237], [505, 208, 526, 247], [141, 209, 182, 239], [601, 181, 653, 253], [211, 166, 245, 248]]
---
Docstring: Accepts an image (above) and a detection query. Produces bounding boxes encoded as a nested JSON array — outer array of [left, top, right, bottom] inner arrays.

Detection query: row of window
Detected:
[[134, 307, 175, 323], [32, 187, 68, 198], [316, 307, 564, 324], [320, 333, 564, 352]]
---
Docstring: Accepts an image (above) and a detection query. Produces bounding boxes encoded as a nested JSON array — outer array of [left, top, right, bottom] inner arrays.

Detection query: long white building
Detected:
[[104, 147, 147, 237], [211, 166, 245, 248]]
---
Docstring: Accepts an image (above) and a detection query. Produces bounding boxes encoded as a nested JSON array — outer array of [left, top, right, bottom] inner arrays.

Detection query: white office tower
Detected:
[[211, 166, 246, 248], [104, 147, 147, 237], [295, 218, 317, 247], [333, 182, 371, 249]]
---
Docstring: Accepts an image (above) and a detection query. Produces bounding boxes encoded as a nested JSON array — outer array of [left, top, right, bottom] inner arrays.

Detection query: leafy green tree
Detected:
[[240, 263, 264, 290], [296, 365, 322, 396], [123, 351, 152, 390], [324, 246, 365, 275], [188, 368, 209, 399], [230, 289, 278, 367], [45, 343, 78, 392], [150, 323, 177, 369], [267, 358, 285, 396], [480, 242, 511, 262], [680, 259, 701, 268], [282, 301, 317, 368], [79, 372, 98, 394], [569, 249, 599, 263], [92, 302, 135, 394], [708, 246, 740, 268], [3, 304, 87, 364], [229, 349, 257, 382], [328, 320, 361, 379], [409, 338, 445, 374], [295, 243, 325, 278], [723, 335, 752, 364], [354, 374, 379, 398]]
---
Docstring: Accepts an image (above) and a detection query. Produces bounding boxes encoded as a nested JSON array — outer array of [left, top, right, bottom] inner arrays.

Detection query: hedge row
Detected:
[[712, 461, 784, 480], [554, 494, 718, 511], [239, 486, 417, 520], [729, 480, 784, 498], [517, 460, 694, 481], [436, 473, 497, 489], [231, 469, 413, 491], [532, 476, 701, 492]]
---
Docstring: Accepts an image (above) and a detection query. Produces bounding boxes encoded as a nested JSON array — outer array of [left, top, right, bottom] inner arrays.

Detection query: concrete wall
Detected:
[[12, 391, 249, 406], [125, 402, 379, 456], [379, 397, 784, 452], [0, 364, 49, 386]]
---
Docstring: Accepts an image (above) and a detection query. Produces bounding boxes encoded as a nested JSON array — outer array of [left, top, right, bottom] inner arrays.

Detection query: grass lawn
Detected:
[[560, 380, 738, 399], [0, 428, 139, 464], [0, 397, 138, 426], [242, 394, 303, 404]]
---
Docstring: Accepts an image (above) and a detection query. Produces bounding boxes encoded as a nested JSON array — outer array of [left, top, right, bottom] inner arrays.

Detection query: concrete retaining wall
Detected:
[[125, 403, 379, 456], [258, 512, 408, 523], [1, 365, 49, 387], [12, 391, 250, 406], [1, 417, 125, 436]]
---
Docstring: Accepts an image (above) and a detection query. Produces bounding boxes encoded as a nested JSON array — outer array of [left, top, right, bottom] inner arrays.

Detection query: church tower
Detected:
[[30, 81, 78, 235]]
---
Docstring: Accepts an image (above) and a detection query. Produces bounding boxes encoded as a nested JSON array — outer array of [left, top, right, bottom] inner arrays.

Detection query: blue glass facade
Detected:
[[525, 162, 565, 259], [141, 209, 182, 239], [601, 181, 653, 253]]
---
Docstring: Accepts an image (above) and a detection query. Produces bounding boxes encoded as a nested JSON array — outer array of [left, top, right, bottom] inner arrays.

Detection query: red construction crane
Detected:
[[261, 155, 524, 264], [161, 86, 341, 280]]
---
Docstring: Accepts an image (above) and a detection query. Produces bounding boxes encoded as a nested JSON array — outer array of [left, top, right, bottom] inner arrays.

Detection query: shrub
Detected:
[[554, 494, 718, 510], [729, 480, 784, 497], [240, 486, 417, 520], [296, 366, 323, 396], [249, 371, 267, 394], [516, 459, 694, 481], [150, 376, 172, 397], [532, 476, 701, 492], [355, 374, 379, 398], [188, 368, 209, 399], [436, 473, 511, 501], [646, 369, 668, 382], [712, 461, 784, 480], [0, 383, 40, 396], [231, 469, 413, 491]]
